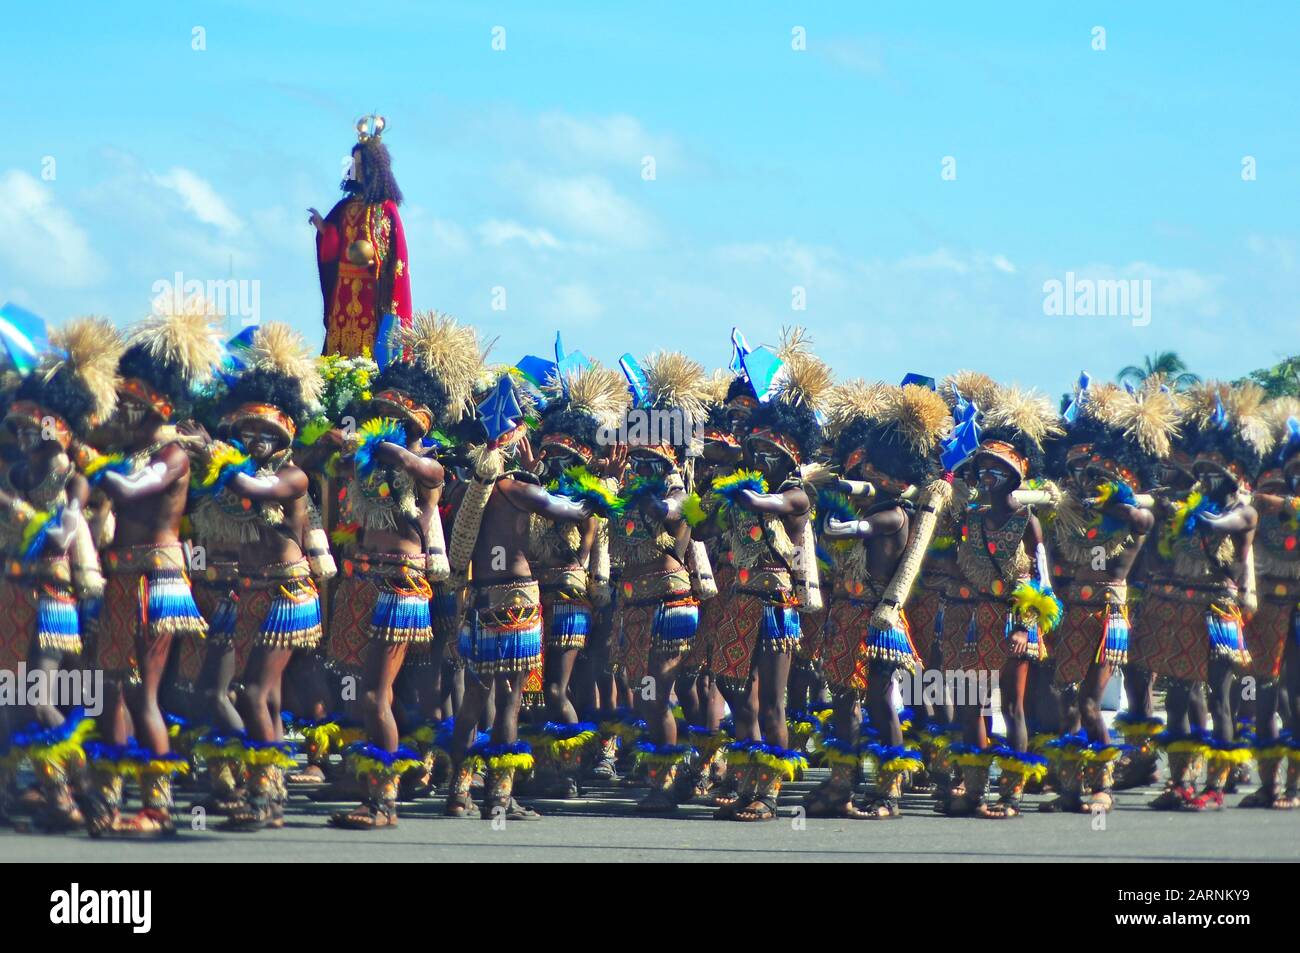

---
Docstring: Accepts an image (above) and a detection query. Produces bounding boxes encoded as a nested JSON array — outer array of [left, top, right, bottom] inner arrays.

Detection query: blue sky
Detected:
[[3, 2, 1298, 393]]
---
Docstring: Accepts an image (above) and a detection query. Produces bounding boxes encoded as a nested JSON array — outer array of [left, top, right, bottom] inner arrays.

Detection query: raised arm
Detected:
[[101, 443, 188, 503], [228, 464, 310, 503], [375, 441, 444, 488], [501, 479, 592, 522], [738, 486, 809, 517]]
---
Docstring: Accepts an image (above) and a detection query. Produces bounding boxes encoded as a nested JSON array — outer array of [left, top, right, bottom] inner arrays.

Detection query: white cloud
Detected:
[[0, 170, 106, 287], [525, 174, 656, 247], [535, 112, 684, 169], [152, 167, 244, 233], [478, 219, 560, 249], [1246, 234, 1299, 273]]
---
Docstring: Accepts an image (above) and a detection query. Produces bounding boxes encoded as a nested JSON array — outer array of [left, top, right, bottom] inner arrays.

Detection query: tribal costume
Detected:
[[942, 383, 1061, 818], [1239, 400, 1300, 807], [0, 318, 117, 830], [1038, 381, 1176, 812], [526, 360, 626, 789], [1139, 382, 1268, 811], [82, 300, 225, 836], [328, 313, 477, 828], [704, 330, 830, 820], [801, 380, 952, 818]]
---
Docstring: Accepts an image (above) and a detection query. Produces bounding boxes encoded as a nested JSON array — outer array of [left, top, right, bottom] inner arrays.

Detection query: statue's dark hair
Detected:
[[343, 140, 403, 206]]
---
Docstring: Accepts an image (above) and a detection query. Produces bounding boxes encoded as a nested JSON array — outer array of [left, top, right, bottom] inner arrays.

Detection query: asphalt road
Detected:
[[4, 764, 1298, 862]]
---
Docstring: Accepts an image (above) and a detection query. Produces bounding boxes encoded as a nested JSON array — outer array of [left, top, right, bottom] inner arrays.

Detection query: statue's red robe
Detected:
[[317, 196, 411, 358]]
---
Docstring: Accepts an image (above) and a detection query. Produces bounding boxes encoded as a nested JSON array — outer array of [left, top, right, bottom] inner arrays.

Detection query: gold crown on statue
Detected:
[[355, 114, 387, 143]]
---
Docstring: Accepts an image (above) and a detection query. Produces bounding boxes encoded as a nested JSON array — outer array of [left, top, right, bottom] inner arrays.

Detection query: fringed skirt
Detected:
[[543, 598, 592, 652], [1244, 589, 1294, 680], [819, 597, 871, 692], [711, 589, 802, 688], [98, 545, 206, 681], [1131, 585, 1248, 681], [458, 580, 543, 677], [238, 576, 323, 650], [0, 579, 82, 671], [1052, 597, 1129, 686], [615, 596, 699, 683], [863, 614, 920, 672], [371, 580, 434, 645]]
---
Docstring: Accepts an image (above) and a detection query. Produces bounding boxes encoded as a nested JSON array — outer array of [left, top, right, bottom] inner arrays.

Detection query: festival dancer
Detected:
[[311, 114, 411, 359], [1138, 383, 1265, 810], [326, 313, 478, 829], [607, 351, 710, 812], [941, 385, 1062, 818], [443, 374, 592, 820], [530, 362, 625, 798], [0, 318, 117, 830], [696, 333, 828, 822], [1247, 399, 1300, 808], [177, 324, 326, 831], [1114, 397, 1200, 791], [84, 300, 221, 836], [1038, 382, 1176, 813], [678, 367, 750, 799], [805, 380, 953, 818], [182, 397, 257, 815]]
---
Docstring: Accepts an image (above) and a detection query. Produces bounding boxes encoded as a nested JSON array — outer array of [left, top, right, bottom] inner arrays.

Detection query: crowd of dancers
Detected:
[[1, 301, 1298, 838]]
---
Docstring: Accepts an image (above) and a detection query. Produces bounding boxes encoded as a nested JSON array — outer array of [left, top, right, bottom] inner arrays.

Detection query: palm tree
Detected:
[[1117, 351, 1200, 390]]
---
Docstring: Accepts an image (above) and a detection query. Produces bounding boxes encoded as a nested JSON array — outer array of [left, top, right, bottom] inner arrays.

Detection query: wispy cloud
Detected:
[[0, 170, 106, 288], [478, 219, 560, 249], [152, 167, 244, 233]]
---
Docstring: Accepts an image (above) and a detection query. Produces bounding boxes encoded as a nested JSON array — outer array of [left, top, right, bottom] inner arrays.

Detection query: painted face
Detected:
[[745, 437, 790, 480], [1067, 457, 1091, 493], [351, 151, 363, 182], [540, 447, 580, 480], [12, 421, 43, 454], [630, 452, 669, 479], [975, 454, 1016, 493], [1154, 462, 1189, 489], [239, 423, 284, 463], [118, 393, 150, 431], [1194, 461, 1234, 496]]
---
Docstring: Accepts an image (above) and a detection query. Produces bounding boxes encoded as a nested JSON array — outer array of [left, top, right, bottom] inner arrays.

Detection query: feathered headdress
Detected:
[[1263, 396, 1300, 470], [746, 328, 831, 466], [975, 385, 1062, 484], [119, 296, 223, 420], [940, 370, 1000, 415], [1181, 380, 1273, 487], [373, 311, 483, 437], [224, 323, 323, 443], [827, 381, 949, 487], [8, 317, 124, 446], [1049, 381, 1136, 487], [537, 362, 629, 463], [623, 351, 709, 464]]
